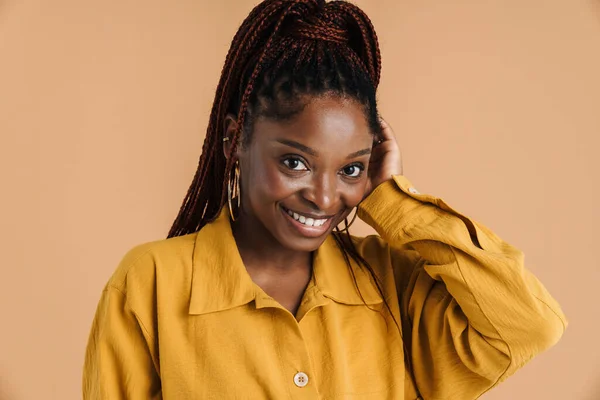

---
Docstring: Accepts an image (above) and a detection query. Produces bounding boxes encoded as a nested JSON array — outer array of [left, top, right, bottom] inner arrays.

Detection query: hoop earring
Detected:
[[227, 160, 241, 221], [338, 207, 358, 232]]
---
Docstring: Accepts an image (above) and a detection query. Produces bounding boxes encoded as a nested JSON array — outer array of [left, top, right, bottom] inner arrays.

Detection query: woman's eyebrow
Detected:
[[346, 148, 371, 159], [274, 139, 370, 159], [275, 139, 318, 156]]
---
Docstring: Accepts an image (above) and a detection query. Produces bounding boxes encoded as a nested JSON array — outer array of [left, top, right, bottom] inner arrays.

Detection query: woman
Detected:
[[83, 1, 567, 399]]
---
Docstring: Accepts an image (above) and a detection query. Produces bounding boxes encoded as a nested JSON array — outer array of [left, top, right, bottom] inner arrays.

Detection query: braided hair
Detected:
[[168, 0, 408, 344], [169, 0, 382, 236]]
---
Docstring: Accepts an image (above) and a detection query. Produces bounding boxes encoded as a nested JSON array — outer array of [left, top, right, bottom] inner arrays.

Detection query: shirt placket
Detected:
[[273, 308, 321, 399], [254, 285, 329, 399]]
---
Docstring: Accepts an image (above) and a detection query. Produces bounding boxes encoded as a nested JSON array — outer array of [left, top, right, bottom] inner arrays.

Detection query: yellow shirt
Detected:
[[83, 175, 567, 399]]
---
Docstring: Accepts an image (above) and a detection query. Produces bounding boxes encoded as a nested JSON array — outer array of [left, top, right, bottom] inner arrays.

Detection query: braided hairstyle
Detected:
[[168, 0, 408, 342]]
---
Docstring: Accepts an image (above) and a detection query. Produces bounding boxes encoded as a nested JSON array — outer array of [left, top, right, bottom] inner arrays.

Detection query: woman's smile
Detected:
[[280, 205, 336, 238]]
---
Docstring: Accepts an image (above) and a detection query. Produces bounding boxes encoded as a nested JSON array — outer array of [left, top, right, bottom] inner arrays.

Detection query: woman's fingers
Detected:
[[378, 117, 397, 143]]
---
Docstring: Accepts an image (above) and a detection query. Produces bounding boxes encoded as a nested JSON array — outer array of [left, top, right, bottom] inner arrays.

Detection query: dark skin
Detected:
[[223, 94, 403, 316]]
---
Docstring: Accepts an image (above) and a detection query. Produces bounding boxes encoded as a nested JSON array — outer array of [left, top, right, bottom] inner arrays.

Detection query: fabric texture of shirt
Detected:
[[83, 175, 567, 399]]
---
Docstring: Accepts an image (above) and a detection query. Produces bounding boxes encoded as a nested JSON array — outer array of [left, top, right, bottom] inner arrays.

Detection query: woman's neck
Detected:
[[231, 214, 312, 276]]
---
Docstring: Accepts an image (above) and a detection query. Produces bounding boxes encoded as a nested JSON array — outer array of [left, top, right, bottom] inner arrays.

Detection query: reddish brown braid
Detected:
[[168, 0, 381, 238]]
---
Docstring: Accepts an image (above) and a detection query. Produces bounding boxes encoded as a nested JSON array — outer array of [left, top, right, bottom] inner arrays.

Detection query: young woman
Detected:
[[83, 1, 567, 398]]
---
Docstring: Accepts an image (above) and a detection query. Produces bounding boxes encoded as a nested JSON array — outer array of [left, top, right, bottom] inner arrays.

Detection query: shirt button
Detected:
[[408, 187, 420, 194], [293, 372, 309, 388]]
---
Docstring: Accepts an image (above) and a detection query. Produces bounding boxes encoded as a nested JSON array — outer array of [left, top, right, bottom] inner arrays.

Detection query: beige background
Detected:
[[1, 0, 598, 399]]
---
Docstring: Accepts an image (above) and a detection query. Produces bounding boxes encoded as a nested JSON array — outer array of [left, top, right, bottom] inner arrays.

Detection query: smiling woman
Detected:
[[82, 1, 567, 399], [227, 96, 374, 253]]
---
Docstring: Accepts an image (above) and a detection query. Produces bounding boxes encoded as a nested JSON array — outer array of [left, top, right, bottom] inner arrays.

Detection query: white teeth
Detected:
[[286, 208, 328, 228]]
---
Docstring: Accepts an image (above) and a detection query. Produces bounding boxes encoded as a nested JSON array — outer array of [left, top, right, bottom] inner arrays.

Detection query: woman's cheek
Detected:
[[257, 164, 299, 199], [341, 179, 368, 208]]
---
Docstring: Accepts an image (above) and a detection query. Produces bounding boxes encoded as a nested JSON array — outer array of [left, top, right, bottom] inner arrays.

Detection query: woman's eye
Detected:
[[341, 164, 364, 178], [282, 157, 308, 171]]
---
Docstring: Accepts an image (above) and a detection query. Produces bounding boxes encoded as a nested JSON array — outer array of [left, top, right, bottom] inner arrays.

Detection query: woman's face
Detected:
[[234, 95, 374, 253]]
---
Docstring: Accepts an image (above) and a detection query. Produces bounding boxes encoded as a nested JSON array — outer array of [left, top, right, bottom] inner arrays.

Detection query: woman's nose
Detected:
[[302, 173, 337, 211]]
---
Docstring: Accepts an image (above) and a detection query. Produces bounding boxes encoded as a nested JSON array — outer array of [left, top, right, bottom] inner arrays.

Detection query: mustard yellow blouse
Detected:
[[83, 175, 567, 399]]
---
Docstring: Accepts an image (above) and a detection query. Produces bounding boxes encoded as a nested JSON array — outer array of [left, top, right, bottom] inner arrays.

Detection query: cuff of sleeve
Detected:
[[358, 176, 437, 235], [358, 175, 488, 249]]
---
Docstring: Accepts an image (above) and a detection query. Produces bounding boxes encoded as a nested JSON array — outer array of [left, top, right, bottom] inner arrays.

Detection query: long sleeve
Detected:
[[83, 285, 162, 399], [357, 175, 567, 400]]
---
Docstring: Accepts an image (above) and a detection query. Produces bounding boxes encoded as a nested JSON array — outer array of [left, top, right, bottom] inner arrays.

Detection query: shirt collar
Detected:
[[312, 235, 383, 306], [189, 207, 383, 315]]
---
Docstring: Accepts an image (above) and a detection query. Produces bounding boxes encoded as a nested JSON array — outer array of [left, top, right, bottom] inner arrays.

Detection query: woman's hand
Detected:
[[363, 117, 404, 199]]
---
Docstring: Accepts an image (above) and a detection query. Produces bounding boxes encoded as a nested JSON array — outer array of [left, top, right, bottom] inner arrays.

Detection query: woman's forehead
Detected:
[[253, 96, 372, 144]]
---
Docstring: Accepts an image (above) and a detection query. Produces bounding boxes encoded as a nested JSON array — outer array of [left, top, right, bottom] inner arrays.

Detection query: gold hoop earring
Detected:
[[227, 160, 241, 221], [338, 207, 358, 232]]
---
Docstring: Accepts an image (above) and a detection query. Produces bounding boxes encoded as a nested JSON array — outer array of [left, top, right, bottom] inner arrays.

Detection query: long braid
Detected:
[[223, 2, 298, 207], [168, 1, 296, 237]]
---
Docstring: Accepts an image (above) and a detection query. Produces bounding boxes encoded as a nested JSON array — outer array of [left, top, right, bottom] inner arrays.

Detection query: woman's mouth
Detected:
[[280, 206, 335, 238]]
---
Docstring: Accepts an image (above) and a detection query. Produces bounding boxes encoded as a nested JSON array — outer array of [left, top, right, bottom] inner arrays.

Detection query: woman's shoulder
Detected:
[[106, 232, 198, 295]]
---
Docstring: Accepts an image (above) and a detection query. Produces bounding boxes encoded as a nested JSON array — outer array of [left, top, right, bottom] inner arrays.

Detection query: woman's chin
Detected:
[[275, 232, 329, 253]]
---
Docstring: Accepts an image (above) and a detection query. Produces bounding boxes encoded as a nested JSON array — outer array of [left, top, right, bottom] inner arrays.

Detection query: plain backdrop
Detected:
[[1, 0, 599, 399]]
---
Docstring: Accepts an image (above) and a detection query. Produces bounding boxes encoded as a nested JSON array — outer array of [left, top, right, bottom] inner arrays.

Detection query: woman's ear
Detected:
[[222, 113, 238, 160]]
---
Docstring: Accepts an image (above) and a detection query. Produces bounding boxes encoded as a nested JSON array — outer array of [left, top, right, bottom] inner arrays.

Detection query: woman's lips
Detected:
[[280, 206, 335, 238]]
